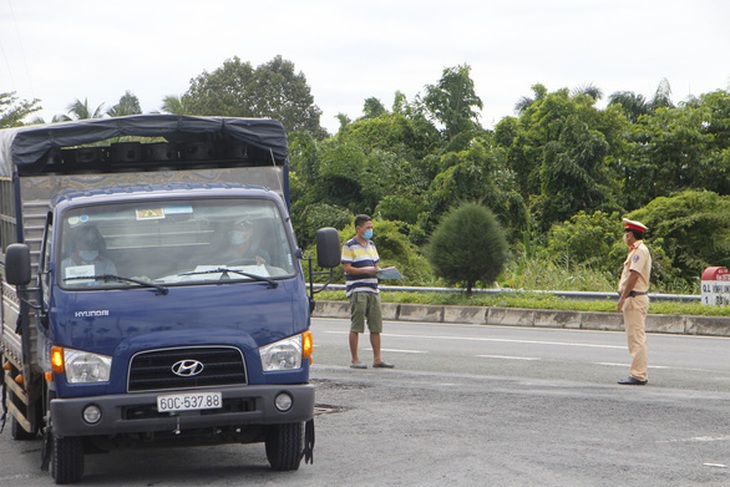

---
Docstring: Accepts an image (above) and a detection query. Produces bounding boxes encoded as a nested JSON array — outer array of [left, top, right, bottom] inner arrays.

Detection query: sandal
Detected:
[[373, 362, 395, 368], [350, 362, 367, 369]]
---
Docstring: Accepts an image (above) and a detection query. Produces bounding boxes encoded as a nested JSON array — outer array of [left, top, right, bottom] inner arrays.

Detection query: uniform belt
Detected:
[[628, 291, 647, 297]]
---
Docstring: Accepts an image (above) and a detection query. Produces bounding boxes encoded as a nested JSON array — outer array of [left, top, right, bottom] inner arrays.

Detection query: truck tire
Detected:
[[51, 434, 84, 485], [10, 415, 38, 441], [265, 422, 303, 471]]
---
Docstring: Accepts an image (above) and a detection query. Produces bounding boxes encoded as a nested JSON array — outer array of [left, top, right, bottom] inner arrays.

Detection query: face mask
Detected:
[[79, 250, 98, 262], [363, 229, 373, 240], [231, 231, 245, 245]]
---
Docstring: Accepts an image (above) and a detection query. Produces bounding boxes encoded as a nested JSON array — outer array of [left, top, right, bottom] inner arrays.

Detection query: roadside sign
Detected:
[[701, 266, 730, 306]]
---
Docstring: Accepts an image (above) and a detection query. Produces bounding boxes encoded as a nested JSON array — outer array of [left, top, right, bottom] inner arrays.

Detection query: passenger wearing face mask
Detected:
[[225, 220, 269, 265], [341, 214, 394, 369], [61, 225, 117, 283]]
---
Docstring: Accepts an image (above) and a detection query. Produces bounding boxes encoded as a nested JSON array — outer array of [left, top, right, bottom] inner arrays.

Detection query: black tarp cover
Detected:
[[0, 114, 289, 177]]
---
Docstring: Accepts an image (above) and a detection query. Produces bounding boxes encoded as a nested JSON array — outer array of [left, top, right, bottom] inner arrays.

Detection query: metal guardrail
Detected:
[[324, 284, 700, 303]]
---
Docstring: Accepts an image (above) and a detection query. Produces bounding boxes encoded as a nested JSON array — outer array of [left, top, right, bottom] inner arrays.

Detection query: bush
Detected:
[[628, 190, 730, 283], [297, 203, 352, 248], [427, 202, 508, 293]]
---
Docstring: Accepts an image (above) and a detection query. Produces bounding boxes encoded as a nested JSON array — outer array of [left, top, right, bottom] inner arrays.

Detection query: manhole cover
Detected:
[[314, 404, 346, 415]]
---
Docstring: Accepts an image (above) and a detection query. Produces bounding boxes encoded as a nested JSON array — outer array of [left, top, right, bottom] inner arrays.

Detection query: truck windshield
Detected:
[[58, 198, 296, 289]]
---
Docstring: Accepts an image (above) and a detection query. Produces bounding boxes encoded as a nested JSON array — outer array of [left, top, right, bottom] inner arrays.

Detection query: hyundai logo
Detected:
[[171, 359, 205, 377]]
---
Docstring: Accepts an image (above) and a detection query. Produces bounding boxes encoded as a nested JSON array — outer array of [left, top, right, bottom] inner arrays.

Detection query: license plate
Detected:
[[157, 392, 222, 412]]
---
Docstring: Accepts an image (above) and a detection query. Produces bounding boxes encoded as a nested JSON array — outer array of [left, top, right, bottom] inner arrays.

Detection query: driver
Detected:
[[224, 219, 269, 265], [61, 225, 117, 281]]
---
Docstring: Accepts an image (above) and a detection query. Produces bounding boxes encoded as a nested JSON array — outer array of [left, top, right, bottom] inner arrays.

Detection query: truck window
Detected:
[[58, 198, 295, 289]]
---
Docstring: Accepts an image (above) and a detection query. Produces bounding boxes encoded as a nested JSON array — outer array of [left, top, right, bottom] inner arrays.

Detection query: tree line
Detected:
[[2, 56, 729, 293]]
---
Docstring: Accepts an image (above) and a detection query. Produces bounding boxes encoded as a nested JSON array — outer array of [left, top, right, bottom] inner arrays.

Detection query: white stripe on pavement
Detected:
[[477, 355, 541, 361], [323, 330, 625, 350]]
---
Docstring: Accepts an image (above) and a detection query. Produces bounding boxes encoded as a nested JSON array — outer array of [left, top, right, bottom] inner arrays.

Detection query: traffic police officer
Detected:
[[617, 218, 652, 385]]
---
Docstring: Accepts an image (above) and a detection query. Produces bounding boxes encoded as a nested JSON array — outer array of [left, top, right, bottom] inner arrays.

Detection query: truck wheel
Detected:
[[10, 415, 38, 441], [51, 434, 84, 484], [265, 422, 303, 471]]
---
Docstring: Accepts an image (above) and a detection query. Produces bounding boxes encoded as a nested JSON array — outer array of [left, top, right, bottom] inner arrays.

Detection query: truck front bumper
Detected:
[[50, 384, 314, 437]]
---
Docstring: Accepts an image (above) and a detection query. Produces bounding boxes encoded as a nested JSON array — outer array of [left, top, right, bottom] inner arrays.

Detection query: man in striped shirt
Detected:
[[341, 214, 394, 369]]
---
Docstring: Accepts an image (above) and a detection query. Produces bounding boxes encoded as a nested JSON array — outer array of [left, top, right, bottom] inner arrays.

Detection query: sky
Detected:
[[1, 0, 729, 135]]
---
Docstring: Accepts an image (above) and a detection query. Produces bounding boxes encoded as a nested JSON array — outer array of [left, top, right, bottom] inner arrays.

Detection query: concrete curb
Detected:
[[312, 301, 730, 337]]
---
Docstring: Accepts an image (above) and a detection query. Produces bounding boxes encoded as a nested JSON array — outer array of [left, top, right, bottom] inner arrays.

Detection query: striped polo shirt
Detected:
[[341, 236, 380, 297]]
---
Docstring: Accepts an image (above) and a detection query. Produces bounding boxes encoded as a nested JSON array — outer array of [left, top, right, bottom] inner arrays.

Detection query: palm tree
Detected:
[[107, 91, 142, 117], [160, 95, 188, 115], [67, 98, 106, 120], [572, 83, 603, 102], [608, 91, 651, 123], [514, 84, 548, 116], [514, 96, 534, 116], [423, 64, 483, 139], [651, 78, 673, 110], [608, 79, 674, 123]]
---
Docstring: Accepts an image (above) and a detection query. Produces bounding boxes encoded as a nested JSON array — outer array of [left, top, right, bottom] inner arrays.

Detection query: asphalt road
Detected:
[[1, 318, 728, 486]]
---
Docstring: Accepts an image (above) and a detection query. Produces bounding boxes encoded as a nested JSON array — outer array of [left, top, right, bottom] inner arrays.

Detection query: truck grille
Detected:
[[128, 346, 247, 392]]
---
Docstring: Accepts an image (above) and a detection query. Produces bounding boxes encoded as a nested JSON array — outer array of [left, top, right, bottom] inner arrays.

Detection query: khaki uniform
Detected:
[[618, 240, 652, 382]]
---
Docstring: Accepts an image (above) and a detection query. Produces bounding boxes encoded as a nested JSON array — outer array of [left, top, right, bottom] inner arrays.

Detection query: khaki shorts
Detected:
[[349, 292, 383, 333]]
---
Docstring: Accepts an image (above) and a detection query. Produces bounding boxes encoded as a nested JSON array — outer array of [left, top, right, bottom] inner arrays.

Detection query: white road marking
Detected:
[[323, 330, 625, 350], [379, 348, 427, 354], [658, 435, 730, 444], [595, 362, 627, 367], [596, 362, 688, 370], [477, 355, 541, 361]]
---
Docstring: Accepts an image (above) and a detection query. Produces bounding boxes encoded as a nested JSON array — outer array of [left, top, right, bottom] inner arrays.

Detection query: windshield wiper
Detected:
[[181, 267, 278, 289], [64, 274, 169, 295]]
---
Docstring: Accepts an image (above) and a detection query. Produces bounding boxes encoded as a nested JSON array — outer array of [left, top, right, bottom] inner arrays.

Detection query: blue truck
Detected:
[[0, 115, 340, 484]]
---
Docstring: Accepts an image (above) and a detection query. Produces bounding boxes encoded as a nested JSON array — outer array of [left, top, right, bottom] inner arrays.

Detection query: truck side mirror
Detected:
[[5, 243, 32, 285], [315, 227, 341, 269]]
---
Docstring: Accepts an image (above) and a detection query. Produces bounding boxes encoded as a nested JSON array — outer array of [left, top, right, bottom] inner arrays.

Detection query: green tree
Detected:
[[375, 195, 421, 224], [608, 78, 674, 123], [546, 210, 620, 274], [619, 102, 713, 209], [312, 139, 381, 213], [423, 64, 483, 140], [362, 97, 386, 118], [536, 116, 614, 228], [317, 103, 439, 228], [66, 98, 106, 120], [160, 95, 189, 115], [344, 110, 438, 161], [572, 83, 603, 101], [0, 91, 40, 128], [288, 131, 319, 186], [497, 86, 625, 231], [687, 89, 730, 195], [427, 202, 508, 293], [108, 91, 142, 117], [608, 91, 651, 124], [295, 202, 352, 249], [513, 83, 548, 116], [179, 55, 327, 138], [628, 190, 730, 283], [426, 137, 526, 239]]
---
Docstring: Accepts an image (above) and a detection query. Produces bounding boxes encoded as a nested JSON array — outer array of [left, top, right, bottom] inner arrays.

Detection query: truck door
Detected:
[[39, 212, 53, 326]]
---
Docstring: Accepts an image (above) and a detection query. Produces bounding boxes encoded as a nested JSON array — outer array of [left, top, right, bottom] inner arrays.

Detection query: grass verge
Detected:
[[314, 290, 730, 317]]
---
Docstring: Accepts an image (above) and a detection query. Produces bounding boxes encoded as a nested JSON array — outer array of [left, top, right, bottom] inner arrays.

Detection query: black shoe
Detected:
[[618, 376, 647, 385]]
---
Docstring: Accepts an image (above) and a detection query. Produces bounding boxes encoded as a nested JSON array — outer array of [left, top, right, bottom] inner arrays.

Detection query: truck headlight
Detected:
[[58, 347, 112, 383], [259, 334, 303, 371]]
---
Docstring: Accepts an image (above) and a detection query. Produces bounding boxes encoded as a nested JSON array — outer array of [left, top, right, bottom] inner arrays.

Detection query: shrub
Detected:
[[427, 202, 508, 293]]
